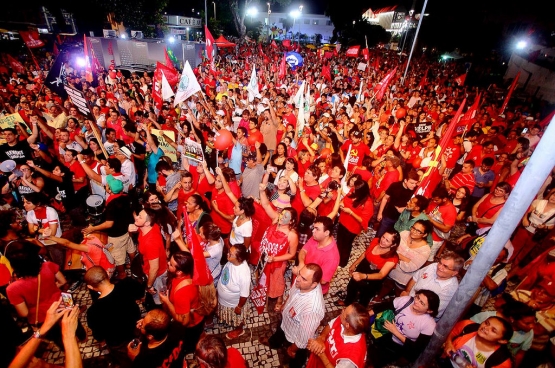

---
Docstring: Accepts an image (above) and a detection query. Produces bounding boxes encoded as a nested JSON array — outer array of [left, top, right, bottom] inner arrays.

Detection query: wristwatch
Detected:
[[33, 330, 42, 339]]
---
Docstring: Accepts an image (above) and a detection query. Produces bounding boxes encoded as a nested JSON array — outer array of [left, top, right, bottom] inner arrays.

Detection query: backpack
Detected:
[[454, 323, 513, 368]]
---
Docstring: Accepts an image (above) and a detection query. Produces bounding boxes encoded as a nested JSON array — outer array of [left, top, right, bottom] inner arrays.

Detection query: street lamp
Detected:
[[267, 2, 271, 38], [516, 40, 527, 50], [290, 9, 300, 41], [247, 7, 258, 23]]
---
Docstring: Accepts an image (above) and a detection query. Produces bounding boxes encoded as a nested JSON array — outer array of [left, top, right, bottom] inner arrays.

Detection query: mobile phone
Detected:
[[268, 165, 277, 173], [522, 128, 528, 134], [131, 338, 140, 349], [60, 292, 74, 309]]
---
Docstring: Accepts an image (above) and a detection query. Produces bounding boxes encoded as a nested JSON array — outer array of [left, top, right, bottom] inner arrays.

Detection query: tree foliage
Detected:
[[93, 0, 169, 36], [226, 0, 291, 39]]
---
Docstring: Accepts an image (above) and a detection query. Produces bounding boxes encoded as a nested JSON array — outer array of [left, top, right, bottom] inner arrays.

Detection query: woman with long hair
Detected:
[[337, 230, 400, 307], [469, 181, 511, 230], [185, 193, 213, 235], [269, 143, 288, 180], [337, 179, 373, 267], [273, 157, 299, 185]]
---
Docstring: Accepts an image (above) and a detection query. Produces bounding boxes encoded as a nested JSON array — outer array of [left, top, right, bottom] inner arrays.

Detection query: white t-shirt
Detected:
[[120, 159, 136, 187], [217, 261, 251, 307], [230, 218, 253, 247], [391, 296, 436, 345], [26, 207, 63, 237], [204, 239, 224, 280]]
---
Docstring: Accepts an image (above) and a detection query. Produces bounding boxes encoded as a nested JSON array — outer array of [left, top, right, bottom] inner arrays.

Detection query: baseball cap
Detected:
[[323, 113, 331, 118], [106, 175, 124, 194]]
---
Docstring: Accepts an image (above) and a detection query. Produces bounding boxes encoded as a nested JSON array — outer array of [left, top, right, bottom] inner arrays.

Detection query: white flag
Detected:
[[293, 80, 305, 106], [174, 61, 201, 107], [296, 90, 304, 135], [304, 85, 311, 121], [247, 65, 259, 102], [357, 80, 363, 102], [161, 71, 175, 101]]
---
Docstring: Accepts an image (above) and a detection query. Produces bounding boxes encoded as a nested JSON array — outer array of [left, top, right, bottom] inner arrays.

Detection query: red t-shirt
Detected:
[[371, 169, 399, 200], [450, 172, 476, 195], [176, 189, 197, 223], [475, 194, 504, 229], [365, 237, 399, 267], [211, 189, 235, 234], [426, 202, 457, 241], [7, 262, 62, 324], [339, 196, 373, 234], [138, 224, 168, 277], [66, 160, 88, 192], [225, 348, 247, 368], [292, 183, 321, 221], [341, 141, 371, 171], [170, 278, 204, 326]]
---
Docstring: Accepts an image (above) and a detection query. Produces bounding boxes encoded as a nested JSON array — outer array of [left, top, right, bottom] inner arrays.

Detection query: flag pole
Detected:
[[402, 0, 429, 85]]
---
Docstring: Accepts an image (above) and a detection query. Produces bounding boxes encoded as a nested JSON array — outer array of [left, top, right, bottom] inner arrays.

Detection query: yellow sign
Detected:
[[151, 129, 177, 163]]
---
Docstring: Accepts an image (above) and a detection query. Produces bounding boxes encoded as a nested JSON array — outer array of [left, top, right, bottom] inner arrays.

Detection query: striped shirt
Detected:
[[281, 283, 325, 349]]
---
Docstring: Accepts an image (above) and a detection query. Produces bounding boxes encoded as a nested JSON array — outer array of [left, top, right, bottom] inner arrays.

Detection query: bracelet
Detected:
[[80, 160, 86, 164]]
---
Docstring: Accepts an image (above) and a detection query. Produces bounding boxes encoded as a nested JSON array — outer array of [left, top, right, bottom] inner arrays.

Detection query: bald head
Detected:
[[84, 266, 109, 288]]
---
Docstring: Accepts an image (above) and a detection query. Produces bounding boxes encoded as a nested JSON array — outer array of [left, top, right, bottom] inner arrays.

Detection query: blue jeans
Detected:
[[376, 216, 398, 238]]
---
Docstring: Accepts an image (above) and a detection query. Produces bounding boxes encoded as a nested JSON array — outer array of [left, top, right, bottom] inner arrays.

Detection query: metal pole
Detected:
[[402, 0, 428, 84], [204, 0, 208, 26], [413, 113, 555, 367], [214, 2, 217, 21]]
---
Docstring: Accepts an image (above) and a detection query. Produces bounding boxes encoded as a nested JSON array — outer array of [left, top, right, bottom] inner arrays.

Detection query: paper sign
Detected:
[[183, 138, 204, 163], [151, 129, 177, 162], [0, 113, 31, 134], [357, 62, 367, 71]]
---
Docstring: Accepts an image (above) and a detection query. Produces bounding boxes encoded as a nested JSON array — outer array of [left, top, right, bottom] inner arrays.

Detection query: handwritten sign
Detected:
[[151, 129, 177, 162], [0, 113, 31, 134], [183, 138, 204, 162]]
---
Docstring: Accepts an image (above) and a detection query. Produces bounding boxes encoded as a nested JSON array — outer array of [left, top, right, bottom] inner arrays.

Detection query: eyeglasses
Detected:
[[438, 261, 455, 271], [410, 226, 425, 235]]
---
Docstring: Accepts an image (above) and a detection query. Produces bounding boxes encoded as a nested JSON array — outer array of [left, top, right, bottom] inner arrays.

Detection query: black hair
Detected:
[[237, 197, 255, 217], [414, 289, 441, 317], [314, 216, 334, 234], [4, 240, 42, 278], [172, 251, 194, 276]]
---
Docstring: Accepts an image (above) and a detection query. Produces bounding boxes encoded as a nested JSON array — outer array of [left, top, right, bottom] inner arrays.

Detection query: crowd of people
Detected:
[[0, 37, 555, 368]]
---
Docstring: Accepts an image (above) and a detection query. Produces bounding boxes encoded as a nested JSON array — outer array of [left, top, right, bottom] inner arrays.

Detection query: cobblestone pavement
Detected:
[[40, 229, 375, 367]]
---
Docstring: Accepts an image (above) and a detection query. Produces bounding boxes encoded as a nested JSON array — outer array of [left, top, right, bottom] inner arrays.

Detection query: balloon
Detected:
[[412, 156, 423, 168], [214, 129, 233, 150], [320, 148, 332, 158], [247, 134, 261, 146], [109, 71, 116, 79], [380, 113, 390, 123], [396, 108, 406, 119]]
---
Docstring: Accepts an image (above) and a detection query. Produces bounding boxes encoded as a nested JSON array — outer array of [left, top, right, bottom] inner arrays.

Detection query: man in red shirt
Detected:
[[445, 160, 476, 195], [63, 149, 88, 193], [340, 129, 370, 172], [293, 165, 322, 221], [426, 186, 457, 261], [133, 208, 168, 306]]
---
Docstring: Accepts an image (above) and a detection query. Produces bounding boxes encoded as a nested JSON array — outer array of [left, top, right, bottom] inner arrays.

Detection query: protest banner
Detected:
[[0, 113, 31, 133], [183, 138, 204, 163], [151, 129, 177, 162]]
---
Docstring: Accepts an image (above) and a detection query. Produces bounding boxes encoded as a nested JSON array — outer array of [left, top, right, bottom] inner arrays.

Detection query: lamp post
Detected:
[[213, 1, 217, 21], [290, 9, 300, 43], [267, 2, 271, 38], [298, 5, 303, 44], [247, 7, 258, 23]]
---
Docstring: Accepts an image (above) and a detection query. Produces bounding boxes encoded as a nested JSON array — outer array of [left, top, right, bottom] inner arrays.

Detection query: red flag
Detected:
[[19, 31, 44, 48], [362, 48, 369, 61], [156, 61, 179, 86], [456, 93, 481, 134], [107, 41, 115, 70], [418, 69, 428, 90], [204, 25, 215, 64], [454, 73, 467, 86], [83, 35, 93, 83], [53, 43, 59, 56], [278, 53, 287, 81], [184, 211, 213, 286], [271, 40, 278, 48], [346, 45, 360, 57], [282, 39, 291, 49], [321, 63, 331, 82], [375, 67, 397, 101], [416, 99, 467, 198], [324, 51, 333, 59], [7, 55, 25, 74], [258, 43, 263, 55], [500, 72, 521, 114], [164, 48, 175, 69]]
